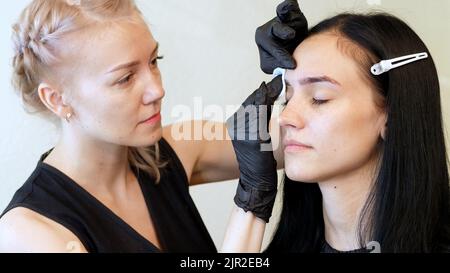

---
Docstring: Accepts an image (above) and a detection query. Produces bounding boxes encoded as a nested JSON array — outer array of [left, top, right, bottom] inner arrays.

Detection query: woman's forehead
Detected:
[[64, 21, 155, 74], [289, 34, 367, 86]]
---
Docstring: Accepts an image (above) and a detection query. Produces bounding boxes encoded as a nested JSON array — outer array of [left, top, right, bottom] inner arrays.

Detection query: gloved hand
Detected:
[[256, 0, 308, 74], [226, 76, 283, 223]]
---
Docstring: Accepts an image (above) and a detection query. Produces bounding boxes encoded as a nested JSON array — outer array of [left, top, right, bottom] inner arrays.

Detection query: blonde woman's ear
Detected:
[[37, 82, 70, 120]]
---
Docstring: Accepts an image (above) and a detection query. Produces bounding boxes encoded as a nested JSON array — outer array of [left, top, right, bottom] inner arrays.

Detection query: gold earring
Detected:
[[65, 112, 73, 123]]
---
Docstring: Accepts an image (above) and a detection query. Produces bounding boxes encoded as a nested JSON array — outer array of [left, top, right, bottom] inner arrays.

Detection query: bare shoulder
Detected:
[[0, 207, 87, 253], [162, 121, 205, 180], [163, 121, 240, 184]]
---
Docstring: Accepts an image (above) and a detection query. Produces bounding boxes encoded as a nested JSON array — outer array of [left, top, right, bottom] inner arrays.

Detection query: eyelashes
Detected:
[[312, 98, 329, 105], [117, 73, 134, 85], [282, 98, 329, 107], [283, 84, 331, 107]]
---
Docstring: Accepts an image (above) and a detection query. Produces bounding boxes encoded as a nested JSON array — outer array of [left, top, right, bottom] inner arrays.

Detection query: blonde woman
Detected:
[[0, 0, 306, 252]]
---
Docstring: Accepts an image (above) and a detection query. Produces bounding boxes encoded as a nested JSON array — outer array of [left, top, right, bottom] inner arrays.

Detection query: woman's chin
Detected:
[[284, 166, 318, 183], [133, 126, 163, 147]]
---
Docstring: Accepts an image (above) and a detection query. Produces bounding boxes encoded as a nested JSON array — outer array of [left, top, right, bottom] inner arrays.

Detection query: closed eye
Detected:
[[312, 98, 329, 105], [282, 98, 329, 107]]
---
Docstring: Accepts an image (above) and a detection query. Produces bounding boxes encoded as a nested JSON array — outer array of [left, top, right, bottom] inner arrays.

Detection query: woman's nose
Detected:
[[278, 102, 306, 129], [143, 74, 165, 104]]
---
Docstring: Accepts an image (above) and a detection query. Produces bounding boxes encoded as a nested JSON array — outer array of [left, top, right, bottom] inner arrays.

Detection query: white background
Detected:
[[1, 0, 449, 249]]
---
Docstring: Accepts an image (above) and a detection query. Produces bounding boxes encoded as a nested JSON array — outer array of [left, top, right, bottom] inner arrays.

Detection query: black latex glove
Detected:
[[226, 76, 283, 223], [256, 0, 308, 74]]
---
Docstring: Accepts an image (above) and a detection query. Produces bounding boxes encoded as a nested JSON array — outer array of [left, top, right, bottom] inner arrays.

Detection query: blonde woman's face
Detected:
[[63, 20, 164, 147], [279, 33, 386, 183]]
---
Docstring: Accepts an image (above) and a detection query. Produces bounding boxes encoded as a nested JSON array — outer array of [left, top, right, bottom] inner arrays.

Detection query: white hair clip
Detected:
[[371, 52, 428, 76]]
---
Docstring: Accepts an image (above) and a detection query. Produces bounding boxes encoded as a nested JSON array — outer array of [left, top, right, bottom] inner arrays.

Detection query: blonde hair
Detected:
[[12, 0, 165, 182]]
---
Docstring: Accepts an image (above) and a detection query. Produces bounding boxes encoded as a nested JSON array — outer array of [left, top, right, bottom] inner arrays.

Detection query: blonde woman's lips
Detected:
[[141, 112, 161, 125]]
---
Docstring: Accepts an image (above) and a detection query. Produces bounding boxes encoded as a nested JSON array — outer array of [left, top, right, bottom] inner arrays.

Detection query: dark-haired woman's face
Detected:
[[279, 33, 386, 183]]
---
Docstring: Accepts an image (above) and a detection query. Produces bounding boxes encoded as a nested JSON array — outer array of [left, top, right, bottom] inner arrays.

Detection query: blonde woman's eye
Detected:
[[117, 74, 134, 85]]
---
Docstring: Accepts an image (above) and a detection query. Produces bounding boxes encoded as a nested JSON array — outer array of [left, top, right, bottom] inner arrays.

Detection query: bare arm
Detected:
[[163, 120, 283, 186], [0, 208, 87, 253], [163, 120, 239, 185], [221, 205, 266, 253]]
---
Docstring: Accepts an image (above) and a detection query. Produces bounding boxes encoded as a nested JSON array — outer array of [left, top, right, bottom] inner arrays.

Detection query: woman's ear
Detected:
[[377, 111, 387, 141], [381, 123, 387, 141], [37, 82, 72, 120], [380, 114, 387, 141]]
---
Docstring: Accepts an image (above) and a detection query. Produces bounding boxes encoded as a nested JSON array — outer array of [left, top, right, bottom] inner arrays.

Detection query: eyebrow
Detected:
[[286, 75, 341, 87], [107, 42, 159, 74], [300, 76, 341, 86]]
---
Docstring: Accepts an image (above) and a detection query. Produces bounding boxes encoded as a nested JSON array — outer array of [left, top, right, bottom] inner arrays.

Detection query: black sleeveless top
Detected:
[[1, 138, 216, 253], [321, 241, 370, 253]]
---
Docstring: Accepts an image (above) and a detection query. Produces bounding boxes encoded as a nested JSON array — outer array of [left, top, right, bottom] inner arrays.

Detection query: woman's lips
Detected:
[[141, 112, 161, 125], [283, 140, 313, 153]]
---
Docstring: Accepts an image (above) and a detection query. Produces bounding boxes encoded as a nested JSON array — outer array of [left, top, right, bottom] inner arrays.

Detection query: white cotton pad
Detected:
[[272, 67, 286, 105]]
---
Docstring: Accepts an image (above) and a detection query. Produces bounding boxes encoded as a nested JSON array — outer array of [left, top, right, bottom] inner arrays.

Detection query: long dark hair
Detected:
[[265, 13, 450, 253]]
